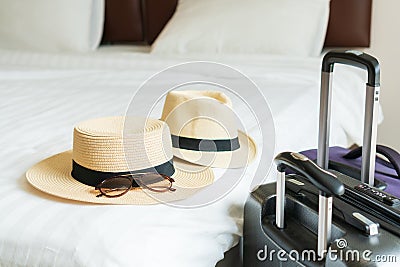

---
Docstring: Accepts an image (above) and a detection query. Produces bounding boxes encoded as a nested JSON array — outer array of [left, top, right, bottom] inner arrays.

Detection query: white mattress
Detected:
[[0, 48, 380, 267]]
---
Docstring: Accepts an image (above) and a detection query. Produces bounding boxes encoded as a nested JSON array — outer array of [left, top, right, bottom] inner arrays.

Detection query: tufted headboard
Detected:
[[102, 0, 372, 47]]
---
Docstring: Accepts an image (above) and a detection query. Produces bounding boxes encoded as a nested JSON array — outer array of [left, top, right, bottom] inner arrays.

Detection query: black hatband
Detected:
[[71, 160, 175, 187], [171, 135, 240, 152]]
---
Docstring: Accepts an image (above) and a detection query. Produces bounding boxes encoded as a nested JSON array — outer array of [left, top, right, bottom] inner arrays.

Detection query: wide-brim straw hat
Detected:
[[26, 117, 214, 205], [161, 90, 257, 168]]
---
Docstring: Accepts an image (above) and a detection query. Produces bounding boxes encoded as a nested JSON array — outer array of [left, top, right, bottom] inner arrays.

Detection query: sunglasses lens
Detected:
[[99, 177, 132, 197], [135, 173, 172, 192]]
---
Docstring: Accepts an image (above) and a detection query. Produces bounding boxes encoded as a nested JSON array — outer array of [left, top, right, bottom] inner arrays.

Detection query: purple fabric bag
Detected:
[[295, 145, 400, 197]]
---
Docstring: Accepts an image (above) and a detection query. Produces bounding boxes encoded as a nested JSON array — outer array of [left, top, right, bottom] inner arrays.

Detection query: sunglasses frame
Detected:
[[95, 172, 176, 198]]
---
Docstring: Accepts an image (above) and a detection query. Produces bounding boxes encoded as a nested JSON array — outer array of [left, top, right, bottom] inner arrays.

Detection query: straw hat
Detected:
[[26, 116, 214, 205], [161, 90, 257, 168]]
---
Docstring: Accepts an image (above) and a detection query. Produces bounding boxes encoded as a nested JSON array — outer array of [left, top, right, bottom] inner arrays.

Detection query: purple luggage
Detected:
[[299, 145, 400, 197]]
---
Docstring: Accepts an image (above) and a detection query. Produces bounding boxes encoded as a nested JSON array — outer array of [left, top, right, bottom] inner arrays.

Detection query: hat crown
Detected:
[[161, 91, 239, 139], [72, 117, 173, 172]]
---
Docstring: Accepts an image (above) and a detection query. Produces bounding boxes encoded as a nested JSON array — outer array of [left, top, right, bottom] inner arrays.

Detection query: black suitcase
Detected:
[[243, 51, 400, 266], [244, 152, 400, 266]]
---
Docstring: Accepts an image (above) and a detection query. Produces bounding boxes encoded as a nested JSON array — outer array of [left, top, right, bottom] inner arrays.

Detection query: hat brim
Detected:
[[172, 130, 257, 168], [26, 151, 214, 205]]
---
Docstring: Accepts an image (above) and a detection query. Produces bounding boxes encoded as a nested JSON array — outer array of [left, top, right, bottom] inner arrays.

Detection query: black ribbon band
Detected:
[[171, 135, 240, 152], [71, 160, 175, 187]]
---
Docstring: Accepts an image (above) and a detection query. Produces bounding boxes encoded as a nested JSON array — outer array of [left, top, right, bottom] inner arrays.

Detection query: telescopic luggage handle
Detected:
[[321, 51, 380, 87], [319, 51, 381, 186], [274, 152, 345, 257]]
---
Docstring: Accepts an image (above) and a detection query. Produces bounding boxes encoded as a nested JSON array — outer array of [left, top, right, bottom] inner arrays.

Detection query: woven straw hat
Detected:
[[26, 117, 214, 205], [161, 90, 257, 168]]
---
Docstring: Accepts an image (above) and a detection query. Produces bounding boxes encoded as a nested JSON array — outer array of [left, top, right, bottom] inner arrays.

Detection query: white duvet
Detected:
[[0, 48, 378, 267]]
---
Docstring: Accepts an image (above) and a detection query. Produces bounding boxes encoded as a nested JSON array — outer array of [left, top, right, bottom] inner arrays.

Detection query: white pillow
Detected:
[[0, 0, 104, 52], [152, 0, 330, 57]]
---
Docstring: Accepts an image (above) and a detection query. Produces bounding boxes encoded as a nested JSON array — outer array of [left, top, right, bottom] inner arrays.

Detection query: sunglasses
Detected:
[[95, 172, 176, 198]]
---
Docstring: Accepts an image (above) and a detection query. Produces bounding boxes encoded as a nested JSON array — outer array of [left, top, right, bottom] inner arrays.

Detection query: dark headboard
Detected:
[[324, 0, 372, 47], [102, 0, 178, 44], [102, 0, 372, 47]]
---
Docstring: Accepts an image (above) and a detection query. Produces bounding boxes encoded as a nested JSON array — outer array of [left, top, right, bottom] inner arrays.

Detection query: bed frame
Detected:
[[101, 0, 373, 266]]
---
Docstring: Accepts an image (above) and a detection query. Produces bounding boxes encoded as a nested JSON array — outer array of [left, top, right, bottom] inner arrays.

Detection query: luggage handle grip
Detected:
[[322, 51, 380, 87], [344, 145, 400, 178], [274, 152, 345, 257], [275, 152, 345, 197]]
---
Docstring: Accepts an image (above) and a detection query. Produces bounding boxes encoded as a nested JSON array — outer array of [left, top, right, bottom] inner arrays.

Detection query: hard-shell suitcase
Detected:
[[244, 152, 400, 266], [243, 51, 400, 266]]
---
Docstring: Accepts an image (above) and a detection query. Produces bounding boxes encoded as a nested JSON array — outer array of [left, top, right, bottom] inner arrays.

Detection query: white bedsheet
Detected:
[[0, 48, 379, 267]]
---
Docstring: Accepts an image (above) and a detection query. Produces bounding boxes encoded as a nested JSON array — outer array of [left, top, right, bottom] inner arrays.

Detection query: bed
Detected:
[[0, 0, 374, 266]]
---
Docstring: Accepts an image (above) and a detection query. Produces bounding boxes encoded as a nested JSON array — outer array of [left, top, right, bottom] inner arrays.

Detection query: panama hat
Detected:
[[161, 90, 257, 168], [26, 116, 214, 205]]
